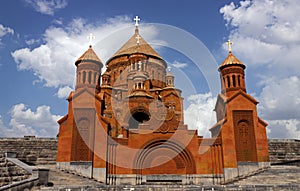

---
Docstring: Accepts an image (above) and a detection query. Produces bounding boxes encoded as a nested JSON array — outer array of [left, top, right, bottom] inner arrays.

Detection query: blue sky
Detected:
[[0, 0, 299, 139]]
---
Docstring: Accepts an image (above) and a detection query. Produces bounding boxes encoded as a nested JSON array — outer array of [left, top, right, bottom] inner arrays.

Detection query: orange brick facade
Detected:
[[56, 25, 270, 185]]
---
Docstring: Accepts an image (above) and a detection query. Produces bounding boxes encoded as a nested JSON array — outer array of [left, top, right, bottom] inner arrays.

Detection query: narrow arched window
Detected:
[[238, 75, 241, 87], [227, 75, 230, 87], [88, 71, 92, 84], [78, 72, 81, 83], [120, 70, 123, 80], [232, 75, 236, 87], [94, 72, 97, 84], [83, 71, 86, 84]]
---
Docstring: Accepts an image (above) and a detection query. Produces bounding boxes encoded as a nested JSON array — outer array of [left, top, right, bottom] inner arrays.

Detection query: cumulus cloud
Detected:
[[56, 86, 72, 98], [184, 93, 216, 137], [12, 16, 162, 97], [0, 103, 61, 137], [220, 0, 300, 139], [267, 119, 300, 139], [25, 0, 68, 15]]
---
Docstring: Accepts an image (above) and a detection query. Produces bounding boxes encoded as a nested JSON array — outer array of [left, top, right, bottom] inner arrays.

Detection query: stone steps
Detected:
[[0, 154, 31, 187], [31, 165, 300, 191], [232, 165, 300, 186]]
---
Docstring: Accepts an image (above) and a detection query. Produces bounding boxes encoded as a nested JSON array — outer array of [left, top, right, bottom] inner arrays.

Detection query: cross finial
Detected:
[[134, 16, 140, 27], [136, 34, 141, 45], [226, 40, 233, 53], [168, 66, 171, 72], [87, 33, 95, 47]]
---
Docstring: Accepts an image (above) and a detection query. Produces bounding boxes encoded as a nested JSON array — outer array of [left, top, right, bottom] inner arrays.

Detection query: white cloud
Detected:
[[184, 93, 216, 137], [220, 0, 300, 139], [0, 24, 14, 44], [267, 119, 300, 139], [25, 0, 68, 15], [0, 24, 14, 37], [220, 0, 300, 75], [56, 86, 72, 98], [3, 103, 61, 137], [12, 16, 163, 97], [25, 38, 40, 45], [259, 76, 300, 120], [171, 60, 188, 69]]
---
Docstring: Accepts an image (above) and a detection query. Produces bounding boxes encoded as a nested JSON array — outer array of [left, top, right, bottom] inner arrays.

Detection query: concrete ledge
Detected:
[[0, 177, 38, 191], [57, 162, 93, 178], [6, 158, 34, 173]]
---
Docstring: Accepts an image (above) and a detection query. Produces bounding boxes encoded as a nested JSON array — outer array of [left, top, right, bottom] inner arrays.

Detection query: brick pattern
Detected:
[[0, 137, 57, 165], [268, 139, 300, 165]]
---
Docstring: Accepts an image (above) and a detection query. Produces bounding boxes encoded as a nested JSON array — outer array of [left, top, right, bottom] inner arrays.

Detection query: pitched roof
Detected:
[[108, 29, 163, 62], [75, 46, 103, 66], [219, 52, 245, 69]]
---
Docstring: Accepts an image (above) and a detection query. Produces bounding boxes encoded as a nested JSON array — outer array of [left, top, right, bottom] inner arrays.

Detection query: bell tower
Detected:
[[219, 40, 246, 97], [75, 45, 103, 93]]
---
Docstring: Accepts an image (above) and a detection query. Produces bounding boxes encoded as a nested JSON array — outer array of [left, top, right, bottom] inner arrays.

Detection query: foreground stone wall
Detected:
[[0, 136, 57, 165], [0, 137, 299, 166], [268, 139, 300, 165], [0, 153, 31, 187]]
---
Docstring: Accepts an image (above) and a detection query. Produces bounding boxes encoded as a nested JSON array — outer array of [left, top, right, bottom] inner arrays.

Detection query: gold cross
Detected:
[[136, 34, 141, 45], [134, 16, 140, 27], [226, 40, 233, 53], [87, 33, 95, 46]]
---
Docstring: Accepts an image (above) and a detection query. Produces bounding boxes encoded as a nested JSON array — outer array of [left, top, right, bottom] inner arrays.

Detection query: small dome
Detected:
[[75, 46, 103, 66], [167, 71, 174, 77], [219, 52, 245, 70]]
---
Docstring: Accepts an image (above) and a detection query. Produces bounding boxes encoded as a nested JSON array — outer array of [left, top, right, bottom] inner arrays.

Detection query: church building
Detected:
[[56, 17, 270, 185]]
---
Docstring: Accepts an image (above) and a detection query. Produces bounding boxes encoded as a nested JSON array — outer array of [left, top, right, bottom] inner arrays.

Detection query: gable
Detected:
[[68, 87, 102, 102], [162, 91, 180, 99], [226, 90, 258, 105]]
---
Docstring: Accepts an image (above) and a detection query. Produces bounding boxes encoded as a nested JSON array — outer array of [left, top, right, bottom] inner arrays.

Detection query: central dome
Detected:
[[107, 29, 163, 63]]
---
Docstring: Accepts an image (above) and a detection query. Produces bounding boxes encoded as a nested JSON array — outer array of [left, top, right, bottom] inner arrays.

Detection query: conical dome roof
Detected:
[[75, 46, 103, 66], [219, 52, 245, 70], [107, 29, 163, 63]]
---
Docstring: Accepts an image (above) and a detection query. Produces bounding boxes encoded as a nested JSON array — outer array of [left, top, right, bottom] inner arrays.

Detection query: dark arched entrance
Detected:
[[128, 112, 150, 129]]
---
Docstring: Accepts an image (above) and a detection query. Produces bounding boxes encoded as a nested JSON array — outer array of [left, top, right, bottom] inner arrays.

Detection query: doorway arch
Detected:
[[134, 139, 196, 175]]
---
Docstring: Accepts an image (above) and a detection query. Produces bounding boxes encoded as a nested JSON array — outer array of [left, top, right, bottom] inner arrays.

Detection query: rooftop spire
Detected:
[[134, 15, 140, 34], [226, 40, 233, 53], [87, 33, 95, 48]]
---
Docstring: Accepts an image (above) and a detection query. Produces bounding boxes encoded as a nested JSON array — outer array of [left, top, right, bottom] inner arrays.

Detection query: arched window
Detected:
[[83, 71, 86, 84], [88, 71, 92, 84], [151, 71, 154, 80], [232, 75, 236, 87], [120, 70, 123, 80], [227, 75, 230, 88], [238, 75, 241, 87], [94, 72, 97, 84], [78, 72, 81, 83], [129, 112, 150, 129]]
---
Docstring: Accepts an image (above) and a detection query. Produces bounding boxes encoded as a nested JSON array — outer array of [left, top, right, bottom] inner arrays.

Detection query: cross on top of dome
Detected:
[[226, 40, 233, 53], [87, 33, 95, 47], [134, 16, 140, 27]]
